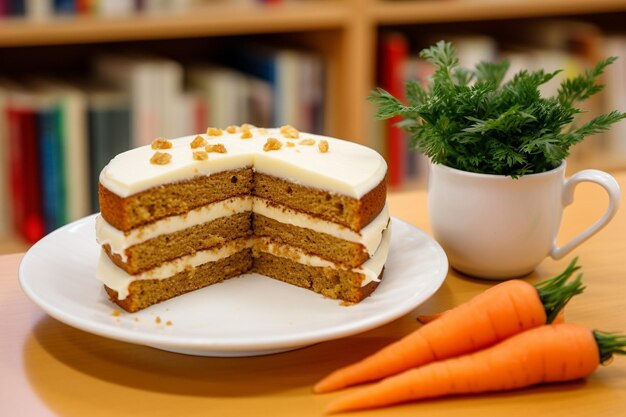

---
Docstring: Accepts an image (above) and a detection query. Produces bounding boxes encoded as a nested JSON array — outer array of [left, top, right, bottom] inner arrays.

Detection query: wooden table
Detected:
[[2, 173, 625, 417]]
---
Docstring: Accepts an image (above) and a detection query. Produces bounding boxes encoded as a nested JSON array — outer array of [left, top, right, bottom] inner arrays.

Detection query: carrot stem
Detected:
[[534, 257, 584, 323], [593, 331, 626, 363]]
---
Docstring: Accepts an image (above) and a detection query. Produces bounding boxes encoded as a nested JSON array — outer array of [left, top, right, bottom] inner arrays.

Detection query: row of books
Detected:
[[0, 0, 284, 19], [377, 22, 626, 189], [0, 47, 324, 242]]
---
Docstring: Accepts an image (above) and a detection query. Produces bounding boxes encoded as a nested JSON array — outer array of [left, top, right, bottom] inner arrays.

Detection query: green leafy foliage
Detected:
[[369, 41, 626, 177]]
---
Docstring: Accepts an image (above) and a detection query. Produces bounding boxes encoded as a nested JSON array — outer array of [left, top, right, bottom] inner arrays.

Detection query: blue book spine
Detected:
[[38, 108, 59, 233], [9, 0, 25, 16], [54, 0, 75, 15]]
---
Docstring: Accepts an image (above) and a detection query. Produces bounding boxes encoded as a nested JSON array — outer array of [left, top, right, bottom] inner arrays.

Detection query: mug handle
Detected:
[[550, 169, 621, 260]]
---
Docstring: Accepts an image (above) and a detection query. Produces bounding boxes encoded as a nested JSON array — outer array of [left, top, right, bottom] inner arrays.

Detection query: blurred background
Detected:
[[0, 0, 625, 253]]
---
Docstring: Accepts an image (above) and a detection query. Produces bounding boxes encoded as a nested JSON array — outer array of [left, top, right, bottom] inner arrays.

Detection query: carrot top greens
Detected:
[[534, 257, 584, 324], [369, 41, 626, 178], [593, 331, 626, 363]]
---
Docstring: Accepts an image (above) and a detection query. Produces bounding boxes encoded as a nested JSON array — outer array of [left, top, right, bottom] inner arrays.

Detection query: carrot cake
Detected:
[[95, 125, 389, 312]]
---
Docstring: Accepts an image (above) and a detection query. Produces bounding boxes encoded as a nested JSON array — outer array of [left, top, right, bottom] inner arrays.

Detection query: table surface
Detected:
[[2, 173, 626, 417]]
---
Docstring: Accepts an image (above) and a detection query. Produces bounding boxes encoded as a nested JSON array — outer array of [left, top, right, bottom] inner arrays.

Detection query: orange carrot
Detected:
[[417, 308, 566, 324], [314, 258, 583, 394], [326, 324, 626, 413]]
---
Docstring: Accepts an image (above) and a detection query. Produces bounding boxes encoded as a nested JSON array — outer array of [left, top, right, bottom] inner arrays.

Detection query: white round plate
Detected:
[[19, 215, 448, 357]]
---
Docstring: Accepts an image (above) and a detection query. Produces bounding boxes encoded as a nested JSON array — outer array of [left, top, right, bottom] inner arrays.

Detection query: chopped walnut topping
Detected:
[[206, 127, 223, 136], [190, 135, 207, 148], [193, 150, 208, 160], [263, 137, 283, 152], [240, 129, 253, 139], [226, 125, 238, 134], [318, 140, 329, 153], [280, 124, 299, 139], [206, 144, 227, 153], [150, 151, 172, 165], [299, 138, 316, 146], [151, 137, 172, 150], [241, 123, 256, 130], [112, 310, 122, 317], [155, 316, 162, 324], [286, 141, 296, 147]]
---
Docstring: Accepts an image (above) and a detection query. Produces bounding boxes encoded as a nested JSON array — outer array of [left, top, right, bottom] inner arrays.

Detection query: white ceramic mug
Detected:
[[428, 161, 621, 279]]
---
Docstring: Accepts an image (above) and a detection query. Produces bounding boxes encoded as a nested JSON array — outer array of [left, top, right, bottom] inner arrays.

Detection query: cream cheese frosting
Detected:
[[97, 226, 391, 300], [99, 127, 387, 199]]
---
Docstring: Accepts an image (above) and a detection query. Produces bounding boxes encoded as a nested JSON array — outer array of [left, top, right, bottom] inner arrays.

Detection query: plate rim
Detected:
[[19, 215, 448, 353]]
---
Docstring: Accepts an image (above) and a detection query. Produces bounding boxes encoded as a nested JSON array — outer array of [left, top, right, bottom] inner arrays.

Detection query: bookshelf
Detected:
[[1, 0, 626, 253]]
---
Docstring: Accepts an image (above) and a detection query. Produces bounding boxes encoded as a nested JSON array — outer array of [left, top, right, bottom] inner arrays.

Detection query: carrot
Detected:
[[314, 258, 583, 394], [417, 308, 566, 324], [326, 323, 626, 414]]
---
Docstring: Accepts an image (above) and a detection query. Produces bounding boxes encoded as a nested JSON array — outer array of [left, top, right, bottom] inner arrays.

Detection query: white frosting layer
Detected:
[[97, 226, 391, 300], [99, 127, 387, 199], [96, 198, 389, 260]]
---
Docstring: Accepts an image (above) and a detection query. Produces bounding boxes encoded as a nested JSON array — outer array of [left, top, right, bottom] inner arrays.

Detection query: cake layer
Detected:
[[99, 127, 387, 199], [254, 173, 386, 231], [103, 212, 252, 275], [99, 168, 254, 232], [253, 252, 382, 303], [104, 248, 254, 313], [253, 215, 369, 268]]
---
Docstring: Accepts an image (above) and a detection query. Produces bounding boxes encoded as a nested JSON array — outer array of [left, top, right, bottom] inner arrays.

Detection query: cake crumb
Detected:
[[318, 140, 329, 153], [134, 317, 139, 322], [263, 137, 283, 151], [226, 125, 238, 134], [151, 137, 172, 150], [286, 141, 295, 147], [206, 144, 227, 153], [340, 300, 355, 307], [299, 138, 315, 146], [155, 316, 162, 324], [193, 150, 209, 160], [206, 127, 223, 136], [241, 123, 256, 130], [240, 129, 253, 139], [280, 124, 299, 139], [112, 310, 122, 317], [150, 151, 171, 165], [166, 320, 173, 326], [190, 135, 207, 148]]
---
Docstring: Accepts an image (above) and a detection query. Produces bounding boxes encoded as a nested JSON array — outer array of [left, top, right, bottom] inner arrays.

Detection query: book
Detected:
[[28, 78, 91, 223], [94, 54, 183, 147], [0, 79, 14, 237], [187, 65, 252, 128], [228, 46, 323, 132], [37, 100, 65, 232], [87, 88, 131, 211], [379, 33, 408, 188], [5, 86, 45, 242]]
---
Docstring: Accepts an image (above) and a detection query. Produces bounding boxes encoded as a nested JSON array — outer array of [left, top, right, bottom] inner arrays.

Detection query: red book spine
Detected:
[[7, 106, 44, 242], [379, 33, 408, 188]]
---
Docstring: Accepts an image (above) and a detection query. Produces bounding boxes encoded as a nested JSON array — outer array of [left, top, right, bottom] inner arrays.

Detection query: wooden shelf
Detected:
[[0, 2, 349, 47], [374, 0, 626, 25], [0, 236, 30, 255]]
